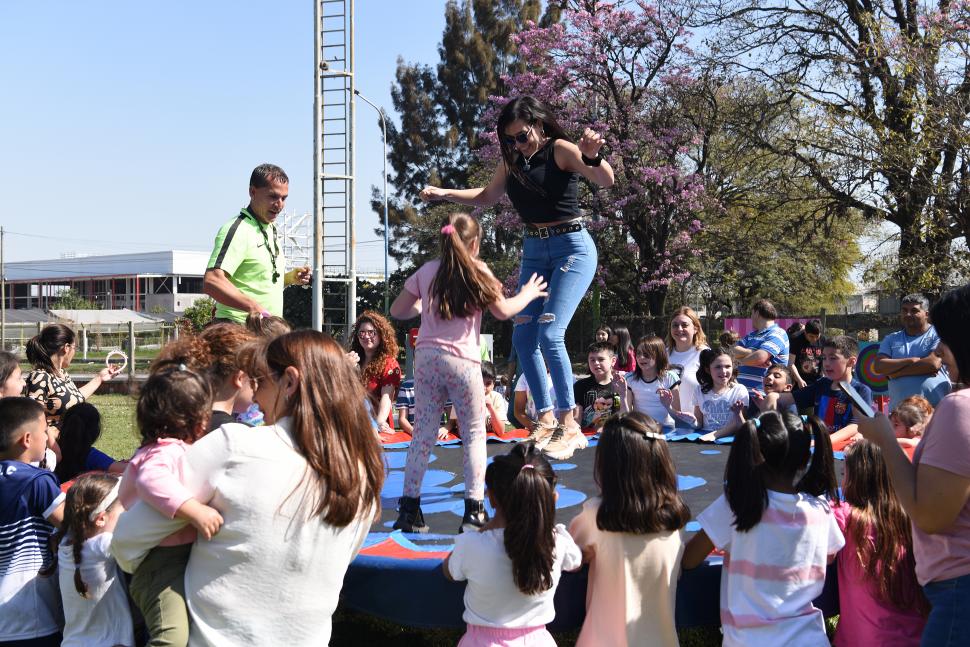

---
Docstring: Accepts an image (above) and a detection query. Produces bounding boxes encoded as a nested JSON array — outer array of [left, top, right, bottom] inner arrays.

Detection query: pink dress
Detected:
[[832, 502, 926, 646]]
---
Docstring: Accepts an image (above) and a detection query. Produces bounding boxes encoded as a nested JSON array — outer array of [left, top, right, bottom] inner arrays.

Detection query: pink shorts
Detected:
[[458, 624, 556, 647]]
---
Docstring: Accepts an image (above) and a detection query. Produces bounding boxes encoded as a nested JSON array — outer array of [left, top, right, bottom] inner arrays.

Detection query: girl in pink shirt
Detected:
[[119, 364, 223, 647], [390, 213, 547, 533], [832, 440, 927, 646]]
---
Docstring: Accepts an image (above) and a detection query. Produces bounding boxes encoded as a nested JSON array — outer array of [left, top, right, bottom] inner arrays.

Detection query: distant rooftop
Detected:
[[5, 250, 209, 281]]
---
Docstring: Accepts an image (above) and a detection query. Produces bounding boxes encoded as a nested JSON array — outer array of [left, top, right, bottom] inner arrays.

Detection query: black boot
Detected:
[[392, 496, 429, 533], [459, 498, 489, 534]]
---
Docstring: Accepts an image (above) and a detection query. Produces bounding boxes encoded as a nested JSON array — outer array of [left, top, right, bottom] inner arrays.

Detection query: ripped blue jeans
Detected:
[[512, 227, 597, 415]]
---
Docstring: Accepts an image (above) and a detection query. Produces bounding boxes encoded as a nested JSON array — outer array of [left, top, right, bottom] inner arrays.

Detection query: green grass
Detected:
[[89, 394, 835, 647]]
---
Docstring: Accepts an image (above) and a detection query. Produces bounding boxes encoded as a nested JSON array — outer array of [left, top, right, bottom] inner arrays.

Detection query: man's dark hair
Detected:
[[587, 341, 617, 356], [0, 397, 45, 453], [823, 335, 859, 359], [751, 299, 778, 320], [805, 319, 822, 336], [901, 293, 929, 311], [481, 361, 496, 382], [249, 164, 289, 189]]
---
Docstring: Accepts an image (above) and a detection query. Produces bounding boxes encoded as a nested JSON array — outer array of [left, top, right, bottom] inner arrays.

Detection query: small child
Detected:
[[393, 377, 452, 440], [390, 213, 547, 532], [593, 325, 613, 345], [236, 313, 292, 426], [664, 347, 748, 440], [832, 440, 927, 646], [890, 395, 933, 459], [444, 442, 582, 646], [683, 411, 844, 647], [450, 362, 510, 438], [627, 336, 680, 429], [55, 472, 135, 647], [54, 402, 126, 484], [613, 326, 636, 373], [572, 342, 626, 431], [0, 350, 26, 396], [119, 364, 224, 647], [569, 412, 689, 647], [751, 363, 798, 415], [0, 397, 65, 646], [764, 336, 874, 449]]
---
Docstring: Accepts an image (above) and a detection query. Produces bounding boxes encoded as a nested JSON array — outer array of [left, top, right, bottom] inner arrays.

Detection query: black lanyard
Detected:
[[241, 208, 280, 283]]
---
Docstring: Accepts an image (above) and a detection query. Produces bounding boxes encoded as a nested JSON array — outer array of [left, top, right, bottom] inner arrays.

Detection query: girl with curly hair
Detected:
[[348, 310, 401, 432]]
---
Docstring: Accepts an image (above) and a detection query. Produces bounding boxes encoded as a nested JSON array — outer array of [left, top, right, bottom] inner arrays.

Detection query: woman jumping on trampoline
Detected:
[[421, 95, 614, 460]]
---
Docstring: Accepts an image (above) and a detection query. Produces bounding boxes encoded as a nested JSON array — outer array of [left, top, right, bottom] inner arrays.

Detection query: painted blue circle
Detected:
[[381, 469, 456, 500], [677, 474, 706, 491], [699, 450, 721, 455], [446, 485, 587, 517], [551, 462, 577, 471], [685, 521, 702, 532]]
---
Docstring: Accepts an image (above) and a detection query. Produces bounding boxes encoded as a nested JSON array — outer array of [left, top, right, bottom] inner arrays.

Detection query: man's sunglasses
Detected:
[[502, 124, 534, 147]]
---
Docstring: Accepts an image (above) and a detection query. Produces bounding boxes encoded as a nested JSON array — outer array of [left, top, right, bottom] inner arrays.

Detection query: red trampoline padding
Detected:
[[359, 537, 451, 561]]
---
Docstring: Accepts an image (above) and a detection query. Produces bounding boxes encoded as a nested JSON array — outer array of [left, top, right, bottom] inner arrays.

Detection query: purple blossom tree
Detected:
[[481, 0, 710, 315]]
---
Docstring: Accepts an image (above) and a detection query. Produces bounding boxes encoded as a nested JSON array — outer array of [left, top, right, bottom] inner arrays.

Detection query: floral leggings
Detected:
[[403, 348, 486, 501]]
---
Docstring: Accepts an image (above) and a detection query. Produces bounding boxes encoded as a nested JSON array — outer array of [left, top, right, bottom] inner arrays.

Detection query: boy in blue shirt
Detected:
[[761, 336, 873, 442], [0, 397, 66, 646]]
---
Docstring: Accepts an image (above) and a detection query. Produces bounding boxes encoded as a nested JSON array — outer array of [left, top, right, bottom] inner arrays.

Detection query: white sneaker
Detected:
[[543, 424, 588, 460], [526, 422, 558, 450]]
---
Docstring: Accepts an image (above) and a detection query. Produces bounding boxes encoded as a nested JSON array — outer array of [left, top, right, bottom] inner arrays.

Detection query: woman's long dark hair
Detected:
[[496, 95, 572, 194], [485, 442, 557, 595], [246, 331, 384, 526], [843, 441, 929, 614], [49, 472, 120, 597], [54, 402, 102, 483], [696, 347, 736, 393], [725, 411, 837, 531], [431, 213, 501, 320], [614, 326, 634, 367], [595, 413, 690, 533], [26, 324, 76, 373], [931, 284, 970, 384], [136, 363, 212, 445]]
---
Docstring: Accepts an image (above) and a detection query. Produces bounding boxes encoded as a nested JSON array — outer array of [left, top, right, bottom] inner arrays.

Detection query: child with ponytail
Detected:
[[832, 440, 927, 646], [682, 411, 844, 647], [444, 442, 582, 646], [55, 472, 134, 647], [390, 213, 547, 533]]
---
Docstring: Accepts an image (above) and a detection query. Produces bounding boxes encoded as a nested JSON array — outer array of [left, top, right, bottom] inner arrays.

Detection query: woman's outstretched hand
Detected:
[[578, 128, 606, 159], [419, 186, 448, 203]]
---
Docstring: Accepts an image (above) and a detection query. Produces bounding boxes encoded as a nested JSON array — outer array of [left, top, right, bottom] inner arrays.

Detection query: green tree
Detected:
[[53, 289, 97, 310], [178, 297, 215, 333]]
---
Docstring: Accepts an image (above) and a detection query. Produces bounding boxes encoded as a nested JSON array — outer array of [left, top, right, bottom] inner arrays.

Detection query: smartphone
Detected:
[[837, 381, 875, 418]]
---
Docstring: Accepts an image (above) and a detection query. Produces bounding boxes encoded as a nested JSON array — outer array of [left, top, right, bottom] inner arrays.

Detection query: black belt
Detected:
[[523, 221, 584, 239]]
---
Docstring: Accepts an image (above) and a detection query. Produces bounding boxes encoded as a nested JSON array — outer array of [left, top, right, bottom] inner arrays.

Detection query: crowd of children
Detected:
[[0, 280, 964, 646]]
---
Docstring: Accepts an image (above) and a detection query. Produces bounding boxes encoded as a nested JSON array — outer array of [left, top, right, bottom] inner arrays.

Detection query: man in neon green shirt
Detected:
[[204, 164, 310, 323]]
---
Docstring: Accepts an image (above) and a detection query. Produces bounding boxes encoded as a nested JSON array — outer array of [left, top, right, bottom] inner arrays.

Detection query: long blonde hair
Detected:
[[431, 213, 501, 320], [665, 306, 708, 350]]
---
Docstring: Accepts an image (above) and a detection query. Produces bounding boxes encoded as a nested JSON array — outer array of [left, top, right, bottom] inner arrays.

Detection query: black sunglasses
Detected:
[[502, 124, 534, 147]]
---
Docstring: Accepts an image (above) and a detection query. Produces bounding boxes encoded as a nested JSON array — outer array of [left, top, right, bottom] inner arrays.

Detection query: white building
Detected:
[[4, 250, 209, 313]]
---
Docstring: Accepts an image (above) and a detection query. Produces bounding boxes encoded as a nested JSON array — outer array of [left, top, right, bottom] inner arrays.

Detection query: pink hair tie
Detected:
[[441, 224, 456, 235], [520, 464, 535, 472]]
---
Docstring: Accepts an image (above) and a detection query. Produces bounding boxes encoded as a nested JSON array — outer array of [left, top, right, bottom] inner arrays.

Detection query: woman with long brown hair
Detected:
[[112, 330, 384, 647], [348, 310, 401, 432], [665, 306, 710, 425]]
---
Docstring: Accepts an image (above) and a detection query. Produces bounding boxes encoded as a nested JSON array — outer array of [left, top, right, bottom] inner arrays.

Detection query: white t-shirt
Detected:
[[628, 370, 680, 428], [693, 383, 749, 432], [58, 533, 134, 647], [514, 373, 559, 422], [698, 492, 844, 647], [668, 346, 706, 417], [111, 420, 375, 647], [448, 524, 582, 628]]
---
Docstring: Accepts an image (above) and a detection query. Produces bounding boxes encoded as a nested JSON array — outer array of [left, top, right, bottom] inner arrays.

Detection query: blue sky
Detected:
[[1, 1, 446, 271]]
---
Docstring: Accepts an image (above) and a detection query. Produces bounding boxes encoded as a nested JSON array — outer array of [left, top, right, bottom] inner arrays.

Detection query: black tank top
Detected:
[[505, 139, 581, 224]]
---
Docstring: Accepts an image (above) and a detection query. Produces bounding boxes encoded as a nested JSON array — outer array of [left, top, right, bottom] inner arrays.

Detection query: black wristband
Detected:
[[581, 153, 602, 167]]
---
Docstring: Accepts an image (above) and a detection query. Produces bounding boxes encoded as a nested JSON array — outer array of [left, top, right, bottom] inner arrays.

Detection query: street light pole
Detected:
[[353, 88, 390, 313]]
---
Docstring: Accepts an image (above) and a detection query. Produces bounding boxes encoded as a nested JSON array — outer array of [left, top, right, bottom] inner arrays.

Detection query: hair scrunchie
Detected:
[[441, 224, 456, 235]]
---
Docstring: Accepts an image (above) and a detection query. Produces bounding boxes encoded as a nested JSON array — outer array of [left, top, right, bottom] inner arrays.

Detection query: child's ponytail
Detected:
[[431, 213, 502, 320], [485, 443, 557, 595], [795, 413, 838, 500], [725, 418, 769, 531]]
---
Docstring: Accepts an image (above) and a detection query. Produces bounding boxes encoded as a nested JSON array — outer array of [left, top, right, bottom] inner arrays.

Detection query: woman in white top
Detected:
[[665, 306, 710, 425], [112, 331, 384, 647]]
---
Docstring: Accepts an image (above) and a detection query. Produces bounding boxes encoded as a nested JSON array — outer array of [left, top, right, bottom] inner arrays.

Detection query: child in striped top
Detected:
[[682, 411, 844, 647]]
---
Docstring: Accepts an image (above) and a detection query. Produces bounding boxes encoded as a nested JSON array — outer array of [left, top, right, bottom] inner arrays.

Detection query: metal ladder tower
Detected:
[[313, 0, 356, 338]]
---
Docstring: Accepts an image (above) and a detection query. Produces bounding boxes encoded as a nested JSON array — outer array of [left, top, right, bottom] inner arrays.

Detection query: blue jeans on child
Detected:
[[512, 227, 597, 415], [922, 572, 970, 646]]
